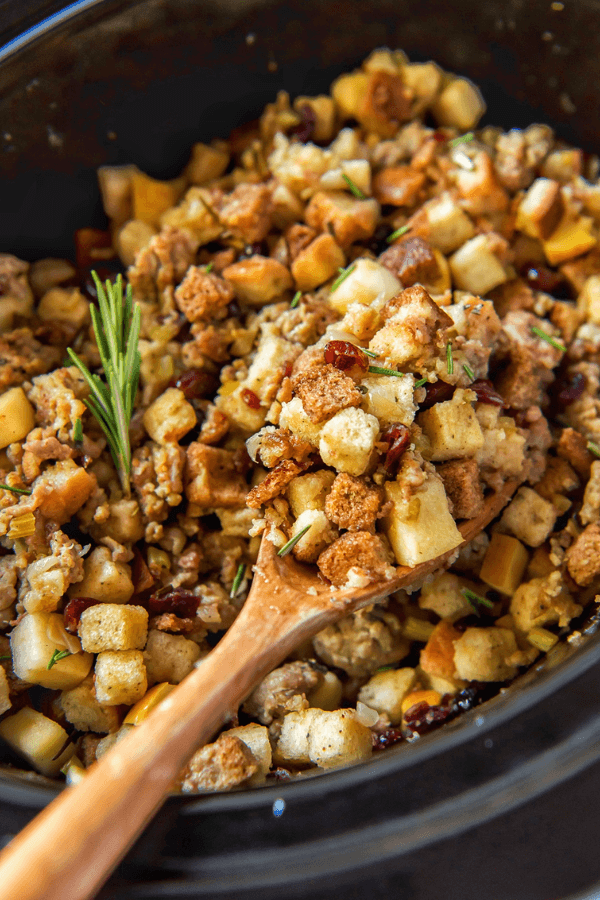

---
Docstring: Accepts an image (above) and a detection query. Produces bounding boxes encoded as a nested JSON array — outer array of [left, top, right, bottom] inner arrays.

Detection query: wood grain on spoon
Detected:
[[0, 478, 518, 900]]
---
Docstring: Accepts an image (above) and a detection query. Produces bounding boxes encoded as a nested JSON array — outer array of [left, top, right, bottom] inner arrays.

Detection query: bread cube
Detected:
[[431, 77, 486, 131], [516, 178, 564, 241], [319, 407, 379, 476], [59, 674, 121, 734], [72, 546, 134, 603], [160, 187, 223, 243], [499, 487, 557, 548], [368, 285, 452, 367], [419, 572, 475, 622], [0, 708, 75, 776], [287, 471, 335, 517], [227, 723, 272, 782], [275, 708, 318, 765], [279, 397, 324, 446], [216, 384, 267, 435], [78, 604, 148, 653], [418, 389, 484, 461], [479, 533, 529, 596], [510, 570, 581, 632], [384, 473, 462, 567], [578, 275, 600, 326], [294, 94, 336, 143], [358, 667, 416, 725], [11, 612, 93, 690], [276, 708, 372, 769], [401, 61, 443, 114], [115, 219, 156, 267], [475, 405, 526, 476], [143, 630, 201, 686], [0, 666, 10, 716], [0, 387, 35, 449], [143, 387, 197, 446], [290, 509, 338, 563], [34, 460, 96, 524], [94, 650, 147, 706], [449, 234, 508, 295], [291, 233, 346, 292], [131, 168, 185, 227], [327, 257, 400, 315], [37, 287, 89, 329], [305, 191, 379, 250], [413, 193, 475, 254], [361, 373, 416, 427], [222, 256, 293, 306], [185, 141, 230, 184], [97, 164, 135, 224], [453, 627, 519, 682]]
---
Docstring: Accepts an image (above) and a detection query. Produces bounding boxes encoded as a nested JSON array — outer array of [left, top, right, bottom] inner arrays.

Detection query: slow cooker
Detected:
[[2, 1, 600, 897]]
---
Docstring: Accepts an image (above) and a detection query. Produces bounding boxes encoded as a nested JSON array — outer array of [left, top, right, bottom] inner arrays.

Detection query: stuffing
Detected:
[[178, 732, 258, 793], [378, 236, 440, 286], [185, 443, 248, 508], [324, 474, 382, 532], [510, 571, 581, 631], [304, 190, 380, 248], [437, 457, 485, 519], [174, 265, 234, 322], [369, 285, 452, 367], [243, 660, 321, 724], [292, 363, 362, 424], [313, 606, 409, 678], [498, 487, 557, 548], [143, 630, 202, 685], [319, 407, 379, 476]]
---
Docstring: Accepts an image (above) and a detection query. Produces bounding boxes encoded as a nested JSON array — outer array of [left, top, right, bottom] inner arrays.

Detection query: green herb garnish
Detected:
[[362, 348, 378, 359], [290, 290, 302, 309], [0, 655, 11, 661], [368, 365, 404, 377], [446, 341, 454, 375], [462, 588, 494, 611], [449, 132, 475, 147], [277, 524, 312, 557], [204, 261, 214, 274], [47, 649, 71, 670], [342, 173, 366, 199], [230, 563, 246, 599], [67, 272, 141, 495], [73, 418, 83, 443], [330, 264, 356, 292], [375, 665, 394, 673], [463, 363, 475, 382], [414, 378, 428, 389], [531, 325, 566, 353], [386, 224, 410, 244], [587, 441, 600, 458], [0, 484, 31, 496]]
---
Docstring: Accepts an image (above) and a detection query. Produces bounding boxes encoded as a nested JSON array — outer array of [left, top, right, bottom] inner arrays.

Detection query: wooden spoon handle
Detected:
[[0, 599, 298, 900]]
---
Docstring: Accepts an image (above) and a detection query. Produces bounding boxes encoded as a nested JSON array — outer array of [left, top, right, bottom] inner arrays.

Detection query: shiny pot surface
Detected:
[[2, 1, 600, 897]]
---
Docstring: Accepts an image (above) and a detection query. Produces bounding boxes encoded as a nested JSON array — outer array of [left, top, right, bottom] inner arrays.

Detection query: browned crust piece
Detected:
[[178, 733, 258, 793], [324, 474, 382, 532], [378, 235, 440, 286], [317, 531, 392, 587], [185, 443, 248, 508], [437, 457, 485, 519], [219, 183, 273, 243], [128, 227, 198, 301], [242, 661, 321, 724], [556, 427, 594, 480], [566, 523, 600, 586], [291, 363, 362, 424], [246, 459, 307, 509], [174, 266, 234, 323]]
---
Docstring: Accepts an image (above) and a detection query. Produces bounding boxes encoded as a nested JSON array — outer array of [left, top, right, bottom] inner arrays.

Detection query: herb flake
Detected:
[[0, 483, 31, 496], [342, 173, 366, 199], [290, 290, 302, 309], [449, 132, 475, 147], [204, 261, 214, 274], [368, 365, 404, 377], [588, 441, 600, 458], [230, 563, 246, 598], [462, 588, 494, 610], [362, 347, 378, 359], [531, 325, 566, 353], [386, 224, 410, 244], [330, 264, 356, 292], [414, 378, 428, 389], [47, 649, 71, 670], [277, 524, 312, 557], [446, 341, 454, 375], [73, 418, 83, 443], [463, 362, 475, 382]]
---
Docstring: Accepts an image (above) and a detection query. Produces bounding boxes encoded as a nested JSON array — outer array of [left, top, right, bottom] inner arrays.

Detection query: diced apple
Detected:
[[0, 387, 35, 449], [384, 474, 462, 567], [0, 708, 75, 776], [11, 612, 93, 690]]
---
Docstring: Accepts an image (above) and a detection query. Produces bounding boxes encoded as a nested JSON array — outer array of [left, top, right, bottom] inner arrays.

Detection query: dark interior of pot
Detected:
[[2, 1, 600, 897]]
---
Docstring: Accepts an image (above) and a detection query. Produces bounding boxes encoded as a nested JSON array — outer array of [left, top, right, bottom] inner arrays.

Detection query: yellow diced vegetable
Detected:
[[132, 169, 186, 228], [0, 387, 35, 449], [403, 617, 436, 643], [527, 627, 559, 653], [123, 682, 176, 725], [542, 214, 596, 266], [479, 533, 529, 596], [401, 689, 442, 720], [8, 512, 36, 539]]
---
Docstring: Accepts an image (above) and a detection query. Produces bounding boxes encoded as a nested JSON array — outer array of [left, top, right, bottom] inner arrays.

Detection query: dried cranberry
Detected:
[[383, 423, 411, 474], [470, 379, 507, 408], [241, 388, 261, 409], [148, 590, 199, 618], [433, 130, 447, 143], [419, 379, 455, 410], [522, 262, 566, 296], [64, 597, 100, 633], [552, 370, 586, 408], [372, 727, 404, 751], [174, 369, 219, 400], [289, 104, 317, 143], [403, 700, 455, 735], [323, 340, 369, 372]]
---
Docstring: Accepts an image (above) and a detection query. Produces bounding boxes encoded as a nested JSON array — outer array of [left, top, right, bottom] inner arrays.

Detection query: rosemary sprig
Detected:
[[204, 261, 214, 274], [462, 588, 494, 611], [463, 362, 475, 382], [47, 649, 71, 670], [446, 341, 454, 375], [67, 272, 141, 495], [362, 348, 378, 358], [230, 563, 246, 598], [386, 224, 410, 244], [73, 418, 83, 443], [368, 365, 404, 377], [0, 484, 31, 496], [531, 325, 566, 353], [448, 132, 475, 147], [277, 524, 312, 557], [290, 290, 302, 309], [330, 264, 356, 292], [587, 441, 600, 458], [414, 377, 428, 389], [342, 173, 366, 199]]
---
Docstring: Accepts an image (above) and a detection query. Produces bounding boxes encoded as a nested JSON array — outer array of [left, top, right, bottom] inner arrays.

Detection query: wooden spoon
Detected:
[[0, 479, 517, 900]]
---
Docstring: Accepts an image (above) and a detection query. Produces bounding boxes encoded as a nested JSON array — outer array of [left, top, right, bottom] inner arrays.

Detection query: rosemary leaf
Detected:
[[230, 563, 246, 598], [342, 173, 366, 199], [587, 441, 600, 458], [448, 132, 475, 147], [0, 655, 11, 661], [462, 588, 493, 609], [0, 483, 31, 496], [290, 290, 302, 309], [362, 348, 378, 358], [463, 362, 475, 382], [68, 273, 141, 495], [277, 524, 312, 557], [531, 325, 566, 353], [330, 264, 356, 292], [204, 261, 214, 273], [47, 649, 71, 670], [414, 378, 428, 389], [446, 341, 454, 375], [386, 224, 410, 244], [73, 418, 83, 443], [368, 365, 404, 377]]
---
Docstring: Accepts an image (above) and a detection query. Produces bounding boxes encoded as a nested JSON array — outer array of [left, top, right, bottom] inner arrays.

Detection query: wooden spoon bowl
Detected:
[[0, 479, 518, 900]]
